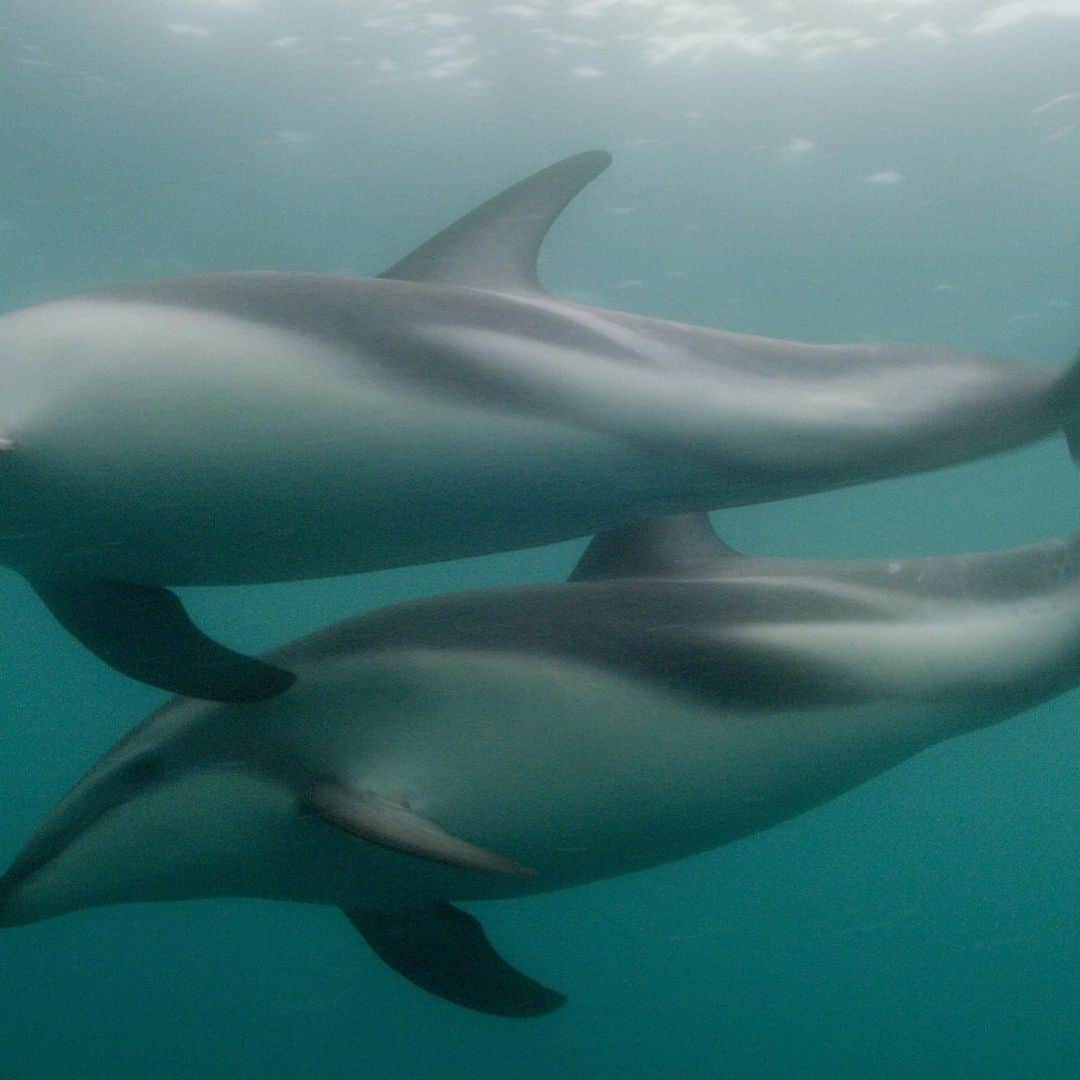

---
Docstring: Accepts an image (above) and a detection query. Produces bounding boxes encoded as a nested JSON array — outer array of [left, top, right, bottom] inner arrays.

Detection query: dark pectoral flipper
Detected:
[[28, 577, 295, 702], [304, 784, 535, 877], [346, 903, 566, 1018]]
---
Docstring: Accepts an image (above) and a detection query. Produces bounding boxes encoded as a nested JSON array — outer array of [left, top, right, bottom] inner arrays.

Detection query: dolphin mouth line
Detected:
[[0, 795, 128, 896], [0, 759, 267, 906]]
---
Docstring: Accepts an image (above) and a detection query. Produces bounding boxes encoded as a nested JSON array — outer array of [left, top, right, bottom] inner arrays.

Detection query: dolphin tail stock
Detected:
[[1059, 350, 1080, 461]]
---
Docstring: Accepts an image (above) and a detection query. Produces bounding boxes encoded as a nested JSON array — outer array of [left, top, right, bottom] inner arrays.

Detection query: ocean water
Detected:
[[1, 2, 1077, 1076]]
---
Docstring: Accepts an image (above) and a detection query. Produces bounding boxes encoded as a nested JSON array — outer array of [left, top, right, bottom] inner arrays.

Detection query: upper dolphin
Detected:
[[1, 151, 1077, 701], [1, 514, 1076, 1017]]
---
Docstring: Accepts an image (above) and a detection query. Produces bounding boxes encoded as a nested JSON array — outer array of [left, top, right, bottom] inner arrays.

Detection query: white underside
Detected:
[[0, 300, 661, 581], [0, 292, 1057, 581], [7, 645, 1002, 924]]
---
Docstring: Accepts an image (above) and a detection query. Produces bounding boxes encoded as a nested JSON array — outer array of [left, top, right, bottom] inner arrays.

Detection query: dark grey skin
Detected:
[[1, 515, 1077, 1017], [0, 152, 1077, 702]]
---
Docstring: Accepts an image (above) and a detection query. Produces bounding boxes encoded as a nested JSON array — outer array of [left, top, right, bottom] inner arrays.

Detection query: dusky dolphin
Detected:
[[1, 151, 1077, 702], [1, 514, 1077, 1017]]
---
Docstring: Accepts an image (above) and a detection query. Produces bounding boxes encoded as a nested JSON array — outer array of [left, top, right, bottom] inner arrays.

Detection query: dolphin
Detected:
[[1, 151, 1078, 702], [1, 514, 1077, 1017]]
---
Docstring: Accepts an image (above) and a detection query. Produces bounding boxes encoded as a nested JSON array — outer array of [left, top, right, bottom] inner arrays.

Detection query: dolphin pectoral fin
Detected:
[[345, 903, 566, 1018], [304, 784, 536, 878], [27, 577, 295, 702], [378, 150, 611, 294]]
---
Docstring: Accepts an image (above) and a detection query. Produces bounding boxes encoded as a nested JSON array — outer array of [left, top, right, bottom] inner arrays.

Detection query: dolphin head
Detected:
[[0, 728, 295, 927], [0, 746, 171, 926]]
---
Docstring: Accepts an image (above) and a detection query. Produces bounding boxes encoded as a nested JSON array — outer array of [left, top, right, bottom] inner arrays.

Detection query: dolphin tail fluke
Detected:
[[346, 904, 566, 1018], [1060, 351, 1080, 461], [27, 576, 295, 703]]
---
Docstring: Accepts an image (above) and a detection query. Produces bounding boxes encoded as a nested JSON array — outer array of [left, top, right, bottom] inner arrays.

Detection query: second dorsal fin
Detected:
[[378, 151, 611, 294], [569, 514, 741, 582]]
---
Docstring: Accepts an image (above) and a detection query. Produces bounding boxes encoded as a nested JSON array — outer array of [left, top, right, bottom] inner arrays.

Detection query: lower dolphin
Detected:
[[1, 151, 1078, 701], [1, 515, 1077, 1016]]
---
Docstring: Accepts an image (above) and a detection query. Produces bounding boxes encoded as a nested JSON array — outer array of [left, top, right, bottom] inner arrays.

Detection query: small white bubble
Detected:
[[167, 23, 211, 38], [427, 13, 470, 27], [860, 170, 904, 185], [492, 4, 541, 16], [273, 129, 313, 146], [909, 20, 948, 43], [782, 136, 815, 158]]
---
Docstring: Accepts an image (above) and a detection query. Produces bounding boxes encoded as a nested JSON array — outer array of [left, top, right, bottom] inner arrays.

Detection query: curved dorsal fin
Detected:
[[570, 514, 741, 582], [378, 150, 611, 294]]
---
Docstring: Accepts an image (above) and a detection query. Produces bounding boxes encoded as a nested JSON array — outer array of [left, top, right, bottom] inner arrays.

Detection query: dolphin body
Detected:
[[1, 514, 1077, 1017], [1, 151, 1078, 702]]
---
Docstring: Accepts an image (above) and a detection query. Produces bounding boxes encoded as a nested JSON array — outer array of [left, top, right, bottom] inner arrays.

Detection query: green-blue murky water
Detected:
[[1, 3, 1077, 1076]]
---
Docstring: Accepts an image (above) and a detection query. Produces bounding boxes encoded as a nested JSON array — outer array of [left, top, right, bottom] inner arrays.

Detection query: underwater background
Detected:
[[0, 2, 1077, 1076]]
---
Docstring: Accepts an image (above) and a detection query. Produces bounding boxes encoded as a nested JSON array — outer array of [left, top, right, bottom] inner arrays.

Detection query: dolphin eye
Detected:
[[119, 755, 163, 788]]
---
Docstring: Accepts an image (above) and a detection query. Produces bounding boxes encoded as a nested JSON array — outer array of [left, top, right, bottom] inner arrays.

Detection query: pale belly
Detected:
[[7, 649, 987, 924], [0, 302, 668, 582], [222, 649, 969, 911]]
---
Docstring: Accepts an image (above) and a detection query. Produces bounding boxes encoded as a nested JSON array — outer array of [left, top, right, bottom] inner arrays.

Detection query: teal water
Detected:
[[1, 3, 1077, 1076]]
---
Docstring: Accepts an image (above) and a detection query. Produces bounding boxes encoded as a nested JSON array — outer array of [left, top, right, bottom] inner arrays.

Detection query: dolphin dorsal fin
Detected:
[[378, 150, 611, 294], [569, 514, 742, 582]]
